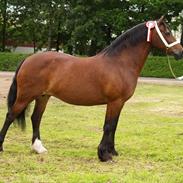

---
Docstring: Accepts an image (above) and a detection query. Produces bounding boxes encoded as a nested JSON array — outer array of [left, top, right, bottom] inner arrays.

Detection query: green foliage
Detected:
[[1, 84, 183, 182], [0, 0, 182, 54], [141, 56, 183, 78], [0, 53, 28, 71]]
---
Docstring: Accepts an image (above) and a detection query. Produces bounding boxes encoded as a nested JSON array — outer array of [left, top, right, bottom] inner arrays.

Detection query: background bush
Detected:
[[0, 53, 28, 71], [141, 56, 183, 78], [0, 53, 183, 78]]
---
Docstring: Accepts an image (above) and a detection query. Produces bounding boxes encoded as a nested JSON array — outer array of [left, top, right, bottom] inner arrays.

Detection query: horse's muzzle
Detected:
[[174, 51, 183, 60]]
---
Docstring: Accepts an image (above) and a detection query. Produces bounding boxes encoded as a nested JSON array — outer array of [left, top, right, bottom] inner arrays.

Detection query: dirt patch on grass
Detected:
[[0, 72, 14, 102]]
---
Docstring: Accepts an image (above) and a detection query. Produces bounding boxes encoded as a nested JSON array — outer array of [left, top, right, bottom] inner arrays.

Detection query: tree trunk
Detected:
[[56, 21, 61, 52], [47, 3, 53, 51], [88, 40, 97, 56], [181, 24, 183, 46], [106, 26, 112, 45], [47, 21, 52, 51], [2, 0, 7, 52], [32, 31, 36, 53], [31, 0, 36, 53]]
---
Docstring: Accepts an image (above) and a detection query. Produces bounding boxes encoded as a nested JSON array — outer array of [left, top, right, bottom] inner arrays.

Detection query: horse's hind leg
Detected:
[[31, 95, 50, 154], [0, 113, 15, 151], [0, 101, 29, 151], [98, 100, 124, 162]]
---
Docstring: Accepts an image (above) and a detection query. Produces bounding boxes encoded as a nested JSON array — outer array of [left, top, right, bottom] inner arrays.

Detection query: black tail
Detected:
[[7, 60, 27, 130]]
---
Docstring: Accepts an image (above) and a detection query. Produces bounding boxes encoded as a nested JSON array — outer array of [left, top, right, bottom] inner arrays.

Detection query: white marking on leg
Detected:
[[32, 138, 47, 154]]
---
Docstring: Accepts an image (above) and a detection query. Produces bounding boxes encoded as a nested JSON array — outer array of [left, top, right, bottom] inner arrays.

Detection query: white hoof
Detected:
[[32, 138, 47, 154]]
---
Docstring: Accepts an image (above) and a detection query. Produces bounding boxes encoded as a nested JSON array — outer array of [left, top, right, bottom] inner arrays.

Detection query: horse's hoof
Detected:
[[32, 138, 47, 154], [98, 145, 112, 162], [111, 149, 118, 156]]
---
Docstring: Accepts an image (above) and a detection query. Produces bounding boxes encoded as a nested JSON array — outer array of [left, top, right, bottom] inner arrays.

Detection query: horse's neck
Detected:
[[113, 42, 151, 75]]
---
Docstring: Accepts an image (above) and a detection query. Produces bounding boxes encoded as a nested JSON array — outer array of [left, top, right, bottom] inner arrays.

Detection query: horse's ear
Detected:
[[158, 16, 165, 24]]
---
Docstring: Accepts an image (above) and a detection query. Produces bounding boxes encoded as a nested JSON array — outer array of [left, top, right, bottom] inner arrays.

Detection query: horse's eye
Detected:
[[165, 32, 170, 36]]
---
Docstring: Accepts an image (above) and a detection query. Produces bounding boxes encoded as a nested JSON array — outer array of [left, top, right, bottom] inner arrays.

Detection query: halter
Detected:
[[146, 21, 180, 48], [146, 21, 182, 80]]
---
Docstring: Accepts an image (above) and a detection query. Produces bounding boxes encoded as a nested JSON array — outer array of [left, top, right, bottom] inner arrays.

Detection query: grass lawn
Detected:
[[0, 83, 183, 183]]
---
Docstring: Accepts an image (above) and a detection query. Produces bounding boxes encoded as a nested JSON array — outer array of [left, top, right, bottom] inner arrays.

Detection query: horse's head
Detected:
[[151, 16, 183, 60]]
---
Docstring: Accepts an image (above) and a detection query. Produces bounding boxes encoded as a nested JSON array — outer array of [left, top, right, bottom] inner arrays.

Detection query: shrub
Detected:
[[141, 56, 183, 78], [0, 52, 28, 71], [0, 52, 183, 78]]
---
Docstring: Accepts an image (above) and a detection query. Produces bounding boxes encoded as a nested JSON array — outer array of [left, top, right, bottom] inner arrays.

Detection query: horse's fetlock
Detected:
[[0, 145, 3, 152], [0, 141, 3, 152], [0, 135, 4, 143]]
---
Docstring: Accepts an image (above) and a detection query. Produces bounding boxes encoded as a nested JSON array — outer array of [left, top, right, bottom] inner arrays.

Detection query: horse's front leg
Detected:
[[98, 99, 124, 162]]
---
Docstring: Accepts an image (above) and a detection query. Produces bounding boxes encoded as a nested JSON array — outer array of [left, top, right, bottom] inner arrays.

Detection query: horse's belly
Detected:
[[54, 94, 107, 106], [51, 89, 107, 106]]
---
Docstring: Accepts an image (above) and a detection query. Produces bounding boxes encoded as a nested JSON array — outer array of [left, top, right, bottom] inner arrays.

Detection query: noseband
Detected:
[[146, 21, 180, 48]]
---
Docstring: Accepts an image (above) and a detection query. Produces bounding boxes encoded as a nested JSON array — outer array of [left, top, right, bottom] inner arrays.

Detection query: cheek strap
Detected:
[[154, 21, 180, 48]]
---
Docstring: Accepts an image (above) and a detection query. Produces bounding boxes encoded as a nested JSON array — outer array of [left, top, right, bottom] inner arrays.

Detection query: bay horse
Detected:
[[0, 17, 182, 161]]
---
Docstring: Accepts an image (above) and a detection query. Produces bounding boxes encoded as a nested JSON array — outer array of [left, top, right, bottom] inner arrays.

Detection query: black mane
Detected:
[[101, 23, 147, 56]]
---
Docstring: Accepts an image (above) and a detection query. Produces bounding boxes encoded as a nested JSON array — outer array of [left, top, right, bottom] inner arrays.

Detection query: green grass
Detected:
[[1, 84, 183, 183]]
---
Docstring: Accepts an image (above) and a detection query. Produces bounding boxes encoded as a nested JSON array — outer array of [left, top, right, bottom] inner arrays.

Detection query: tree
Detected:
[[1, 0, 8, 51], [64, 0, 130, 55], [180, 15, 183, 46], [0, 0, 182, 54], [181, 26, 183, 46], [1, 1, 41, 51]]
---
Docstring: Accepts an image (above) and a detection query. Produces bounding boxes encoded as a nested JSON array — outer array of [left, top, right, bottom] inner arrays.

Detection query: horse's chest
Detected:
[[120, 79, 137, 100], [105, 78, 137, 102]]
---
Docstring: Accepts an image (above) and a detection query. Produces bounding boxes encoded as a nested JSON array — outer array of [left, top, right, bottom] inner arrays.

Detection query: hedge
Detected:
[[141, 56, 183, 78], [0, 53, 28, 71], [0, 52, 183, 78]]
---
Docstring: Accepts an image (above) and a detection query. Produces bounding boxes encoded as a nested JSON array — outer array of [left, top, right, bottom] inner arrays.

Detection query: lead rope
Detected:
[[167, 54, 177, 79], [166, 48, 180, 80]]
